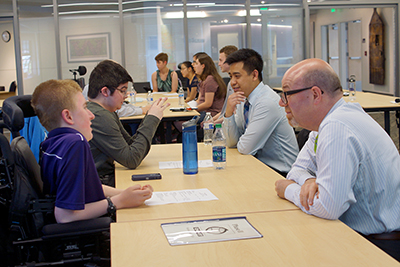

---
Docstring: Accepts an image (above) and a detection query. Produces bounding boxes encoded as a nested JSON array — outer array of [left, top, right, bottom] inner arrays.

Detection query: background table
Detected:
[[115, 143, 297, 223], [120, 92, 199, 143], [342, 91, 400, 137], [111, 210, 400, 267]]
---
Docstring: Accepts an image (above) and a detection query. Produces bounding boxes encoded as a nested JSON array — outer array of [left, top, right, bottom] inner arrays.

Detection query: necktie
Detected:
[[244, 100, 250, 129], [314, 134, 319, 153]]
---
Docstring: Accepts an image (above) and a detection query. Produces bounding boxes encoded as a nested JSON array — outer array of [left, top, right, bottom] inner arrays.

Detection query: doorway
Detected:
[[322, 20, 362, 90]]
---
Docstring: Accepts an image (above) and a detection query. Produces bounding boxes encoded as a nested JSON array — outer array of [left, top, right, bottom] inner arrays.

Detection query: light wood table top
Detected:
[[111, 210, 400, 267], [115, 143, 297, 223], [0, 91, 16, 100], [342, 91, 400, 111], [120, 92, 199, 121]]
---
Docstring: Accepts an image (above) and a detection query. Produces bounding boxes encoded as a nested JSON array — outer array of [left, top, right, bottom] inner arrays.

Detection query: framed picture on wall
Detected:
[[66, 33, 110, 62]]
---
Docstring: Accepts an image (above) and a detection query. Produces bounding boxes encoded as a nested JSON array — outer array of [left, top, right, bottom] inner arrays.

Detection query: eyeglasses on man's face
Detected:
[[109, 87, 128, 96], [280, 86, 322, 105]]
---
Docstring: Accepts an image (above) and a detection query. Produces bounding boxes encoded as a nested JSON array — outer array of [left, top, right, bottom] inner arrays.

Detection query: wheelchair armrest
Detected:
[[41, 217, 112, 239]]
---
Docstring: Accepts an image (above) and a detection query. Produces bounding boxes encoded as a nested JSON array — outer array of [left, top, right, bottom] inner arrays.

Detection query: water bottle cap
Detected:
[[182, 115, 200, 129], [215, 124, 222, 128]]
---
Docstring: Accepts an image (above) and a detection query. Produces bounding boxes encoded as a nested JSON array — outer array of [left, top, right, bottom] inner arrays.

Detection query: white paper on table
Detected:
[[187, 100, 197, 107], [145, 188, 218, 206], [159, 160, 213, 169], [153, 92, 178, 96]]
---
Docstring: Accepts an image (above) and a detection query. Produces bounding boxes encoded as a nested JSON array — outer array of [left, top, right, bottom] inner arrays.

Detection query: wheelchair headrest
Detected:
[[2, 95, 35, 133]]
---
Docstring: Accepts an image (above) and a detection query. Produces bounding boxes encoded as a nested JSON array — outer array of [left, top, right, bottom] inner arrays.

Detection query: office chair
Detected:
[[296, 128, 311, 151], [2, 95, 112, 267], [0, 132, 14, 266], [9, 81, 17, 93], [222, 77, 230, 86], [134, 82, 151, 93]]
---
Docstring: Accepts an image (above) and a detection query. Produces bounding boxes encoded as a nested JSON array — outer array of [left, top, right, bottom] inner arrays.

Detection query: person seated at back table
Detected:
[[178, 61, 199, 103], [192, 53, 226, 119], [213, 45, 238, 124], [275, 58, 400, 261], [151, 52, 178, 93], [222, 48, 298, 176], [87, 60, 170, 187], [32, 79, 154, 223]]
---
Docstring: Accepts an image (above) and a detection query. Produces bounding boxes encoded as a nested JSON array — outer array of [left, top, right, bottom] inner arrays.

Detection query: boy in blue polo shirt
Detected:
[[32, 79, 154, 223]]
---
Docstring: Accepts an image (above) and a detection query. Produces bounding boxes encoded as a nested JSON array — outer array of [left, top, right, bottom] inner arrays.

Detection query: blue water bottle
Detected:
[[182, 116, 200, 174]]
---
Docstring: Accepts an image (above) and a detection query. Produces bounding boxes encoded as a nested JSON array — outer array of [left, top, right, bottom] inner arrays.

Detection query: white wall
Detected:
[[0, 21, 16, 92], [59, 15, 121, 86], [312, 7, 395, 95]]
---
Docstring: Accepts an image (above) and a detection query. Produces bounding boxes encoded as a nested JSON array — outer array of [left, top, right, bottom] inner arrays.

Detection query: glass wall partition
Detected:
[[124, 1, 185, 83], [255, 3, 303, 87], [5, 0, 306, 94], [18, 0, 56, 95]]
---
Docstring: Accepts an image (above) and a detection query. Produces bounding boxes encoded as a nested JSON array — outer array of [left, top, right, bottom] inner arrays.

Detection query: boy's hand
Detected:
[[141, 104, 152, 114], [113, 185, 153, 209], [147, 97, 170, 119]]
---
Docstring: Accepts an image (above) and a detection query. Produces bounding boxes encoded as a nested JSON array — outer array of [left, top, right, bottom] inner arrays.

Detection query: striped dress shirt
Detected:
[[285, 98, 400, 235]]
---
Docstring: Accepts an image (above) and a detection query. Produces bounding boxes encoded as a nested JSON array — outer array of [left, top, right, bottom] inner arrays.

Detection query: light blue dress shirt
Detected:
[[285, 98, 400, 235], [222, 82, 299, 173]]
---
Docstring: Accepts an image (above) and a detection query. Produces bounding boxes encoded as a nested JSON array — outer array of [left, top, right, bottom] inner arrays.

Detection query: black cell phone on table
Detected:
[[170, 107, 185, 112], [131, 173, 162, 181]]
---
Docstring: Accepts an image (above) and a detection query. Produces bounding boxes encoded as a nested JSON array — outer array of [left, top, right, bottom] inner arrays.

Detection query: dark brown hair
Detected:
[[197, 54, 226, 100]]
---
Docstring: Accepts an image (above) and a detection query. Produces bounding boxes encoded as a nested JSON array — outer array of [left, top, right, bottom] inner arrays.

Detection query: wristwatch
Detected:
[[106, 197, 116, 216]]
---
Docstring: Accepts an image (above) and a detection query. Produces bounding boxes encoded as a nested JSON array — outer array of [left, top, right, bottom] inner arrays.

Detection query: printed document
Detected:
[[161, 216, 263, 246], [145, 188, 218, 206]]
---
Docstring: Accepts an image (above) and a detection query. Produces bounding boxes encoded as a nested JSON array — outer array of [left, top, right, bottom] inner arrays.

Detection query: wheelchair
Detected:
[[0, 95, 111, 267]]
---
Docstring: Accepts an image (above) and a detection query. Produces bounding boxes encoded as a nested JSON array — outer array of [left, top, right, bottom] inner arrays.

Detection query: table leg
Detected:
[[384, 111, 390, 136], [166, 122, 172, 143], [397, 110, 400, 149]]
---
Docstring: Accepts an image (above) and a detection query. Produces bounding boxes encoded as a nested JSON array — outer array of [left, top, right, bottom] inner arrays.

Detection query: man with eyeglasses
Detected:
[[87, 60, 170, 187], [275, 58, 400, 261], [222, 48, 298, 176]]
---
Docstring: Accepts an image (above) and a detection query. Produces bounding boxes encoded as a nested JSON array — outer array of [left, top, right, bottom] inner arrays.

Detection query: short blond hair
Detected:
[[31, 79, 82, 132]]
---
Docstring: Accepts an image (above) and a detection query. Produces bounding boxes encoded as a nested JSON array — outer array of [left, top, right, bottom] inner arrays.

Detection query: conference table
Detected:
[[341, 91, 400, 137], [111, 143, 400, 266], [115, 144, 297, 223], [120, 92, 199, 143], [111, 210, 399, 266]]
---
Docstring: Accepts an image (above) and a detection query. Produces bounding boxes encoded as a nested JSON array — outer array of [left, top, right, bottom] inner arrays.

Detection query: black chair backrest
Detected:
[[0, 133, 14, 206], [9, 136, 44, 239], [2, 95, 35, 138], [134, 82, 151, 93], [223, 77, 230, 85], [9, 81, 16, 93], [297, 128, 311, 151]]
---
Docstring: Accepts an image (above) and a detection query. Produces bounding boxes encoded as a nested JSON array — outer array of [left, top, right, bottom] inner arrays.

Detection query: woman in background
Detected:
[[192, 54, 226, 117], [178, 61, 199, 103], [151, 52, 178, 92]]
